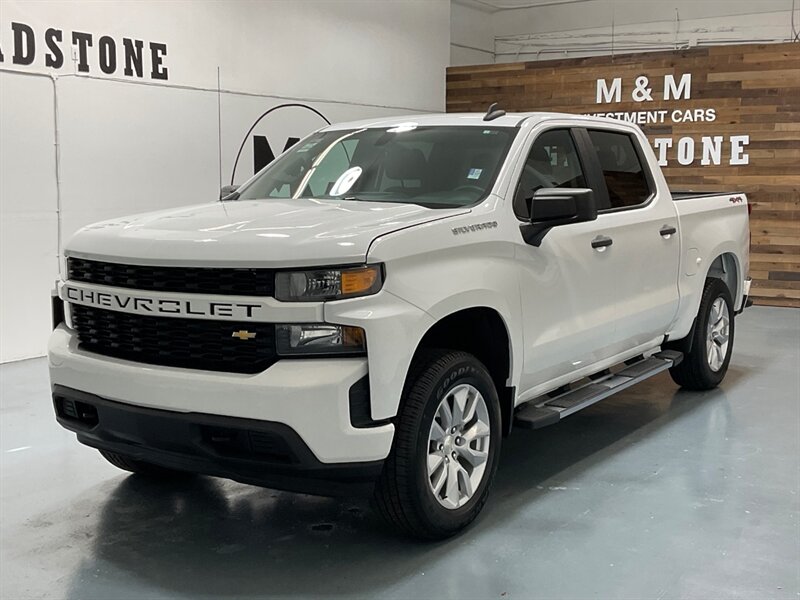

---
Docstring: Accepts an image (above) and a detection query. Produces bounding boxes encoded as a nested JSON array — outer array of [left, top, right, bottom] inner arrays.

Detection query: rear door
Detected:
[[580, 127, 681, 350]]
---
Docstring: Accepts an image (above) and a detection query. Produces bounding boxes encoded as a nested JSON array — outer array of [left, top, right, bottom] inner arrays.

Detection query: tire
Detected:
[[99, 450, 193, 479], [373, 349, 502, 539], [669, 278, 735, 390]]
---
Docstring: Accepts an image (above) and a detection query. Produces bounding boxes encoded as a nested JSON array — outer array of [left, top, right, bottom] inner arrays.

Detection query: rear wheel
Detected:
[[99, 450, 193, 479], [669, 278, 735, 390], [373, 350, 502, 539]]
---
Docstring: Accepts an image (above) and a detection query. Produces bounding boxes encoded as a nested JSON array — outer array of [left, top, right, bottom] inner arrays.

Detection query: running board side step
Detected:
[[514, 351, 683, 430]]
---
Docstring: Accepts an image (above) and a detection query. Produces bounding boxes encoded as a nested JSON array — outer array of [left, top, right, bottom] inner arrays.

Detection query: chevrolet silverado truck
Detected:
[[49, 110, 751, 539]]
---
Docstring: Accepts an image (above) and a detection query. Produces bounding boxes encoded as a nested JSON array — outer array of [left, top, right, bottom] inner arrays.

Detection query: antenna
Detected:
[[483, 102, 506, 122]]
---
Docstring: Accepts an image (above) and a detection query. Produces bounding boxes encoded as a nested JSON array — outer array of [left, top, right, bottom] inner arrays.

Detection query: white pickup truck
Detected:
[[49, 110, 751, 539]]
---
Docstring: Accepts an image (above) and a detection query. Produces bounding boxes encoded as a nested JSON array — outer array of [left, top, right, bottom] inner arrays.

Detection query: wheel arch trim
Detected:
[[408, 303, 517, 435]]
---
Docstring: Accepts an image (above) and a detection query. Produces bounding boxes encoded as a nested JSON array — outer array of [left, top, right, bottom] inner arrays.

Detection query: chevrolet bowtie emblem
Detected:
[[231, 330, 257, 340]]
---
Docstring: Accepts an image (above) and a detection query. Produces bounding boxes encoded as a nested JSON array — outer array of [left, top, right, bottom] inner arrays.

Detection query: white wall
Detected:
[[450, 2, 494, 65], [452, 0, 796, 64], [0, 0, 450, 362]]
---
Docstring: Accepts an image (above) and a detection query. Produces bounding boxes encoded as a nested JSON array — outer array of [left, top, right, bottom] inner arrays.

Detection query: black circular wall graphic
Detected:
[[229, 103, 331, 185]]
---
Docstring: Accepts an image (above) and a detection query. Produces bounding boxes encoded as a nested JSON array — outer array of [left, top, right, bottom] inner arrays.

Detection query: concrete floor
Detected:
[[1, 307, 798, 600]]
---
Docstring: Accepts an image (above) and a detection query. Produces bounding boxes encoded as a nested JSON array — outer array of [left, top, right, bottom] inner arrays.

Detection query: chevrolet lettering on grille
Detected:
[[63, 285, 263, 320]]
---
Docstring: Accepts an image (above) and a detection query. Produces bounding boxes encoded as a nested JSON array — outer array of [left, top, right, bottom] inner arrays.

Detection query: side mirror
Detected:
[[520, 188, 597, 246], [220, 184, 240, 200]]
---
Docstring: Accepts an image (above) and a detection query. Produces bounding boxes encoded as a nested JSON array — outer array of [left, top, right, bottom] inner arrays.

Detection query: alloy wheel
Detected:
[[426, 383, 491, 510], [706, 297, 730, 372]]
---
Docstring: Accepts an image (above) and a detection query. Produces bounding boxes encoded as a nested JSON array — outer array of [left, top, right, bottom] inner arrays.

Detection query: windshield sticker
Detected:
[[330, 166, 363, 196], [467, 168, 483, 180]]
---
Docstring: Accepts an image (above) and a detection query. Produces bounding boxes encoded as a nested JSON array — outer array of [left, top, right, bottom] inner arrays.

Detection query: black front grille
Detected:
[[67, 258, 275, 297], [71, 305, 276, 374]]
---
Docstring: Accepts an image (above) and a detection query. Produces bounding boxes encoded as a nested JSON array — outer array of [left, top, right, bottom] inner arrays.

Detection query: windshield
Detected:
[[236, 125, 517, 208]]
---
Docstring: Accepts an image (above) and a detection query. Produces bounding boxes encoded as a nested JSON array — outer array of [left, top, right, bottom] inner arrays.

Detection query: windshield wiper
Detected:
[[341, 196, 409, 205], [341, 196, 456, 209]]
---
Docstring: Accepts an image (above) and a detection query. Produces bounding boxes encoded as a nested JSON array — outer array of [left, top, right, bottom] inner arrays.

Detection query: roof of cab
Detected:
[[323, 112, 626, 131]]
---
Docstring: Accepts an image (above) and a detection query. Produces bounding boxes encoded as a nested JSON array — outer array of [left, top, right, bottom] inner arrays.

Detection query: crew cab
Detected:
[[49, 110, 751, 538]]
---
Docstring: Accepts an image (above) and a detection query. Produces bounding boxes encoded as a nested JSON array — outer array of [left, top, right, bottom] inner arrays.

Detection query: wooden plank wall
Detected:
[[447, 42, 800, 307]]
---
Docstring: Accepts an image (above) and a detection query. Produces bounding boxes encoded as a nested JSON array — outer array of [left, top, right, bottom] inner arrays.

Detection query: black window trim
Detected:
[[511, 126, 590, 222], [572, 128, 610, 210], [581, 126, 657, 214]]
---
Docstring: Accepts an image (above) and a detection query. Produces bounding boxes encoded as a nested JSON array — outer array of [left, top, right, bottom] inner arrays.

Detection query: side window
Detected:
[[588, 130, 652, 210], [513, 129, 586, 220]]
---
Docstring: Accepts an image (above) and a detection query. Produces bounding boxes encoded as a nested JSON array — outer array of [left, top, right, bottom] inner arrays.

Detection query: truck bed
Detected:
[[670, 190, 742, 201], [670, 190, 750, 334]]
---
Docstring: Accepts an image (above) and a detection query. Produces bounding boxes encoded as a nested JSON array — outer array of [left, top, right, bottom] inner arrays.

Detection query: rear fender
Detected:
[[669, 243, 743, 341]]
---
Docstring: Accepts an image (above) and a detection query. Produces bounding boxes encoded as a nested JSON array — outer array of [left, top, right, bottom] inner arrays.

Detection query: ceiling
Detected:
[[453, 0, 595, 12]]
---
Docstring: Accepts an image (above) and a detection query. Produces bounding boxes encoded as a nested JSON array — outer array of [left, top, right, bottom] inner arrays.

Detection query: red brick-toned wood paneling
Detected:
[[447, 43, 800, 307]]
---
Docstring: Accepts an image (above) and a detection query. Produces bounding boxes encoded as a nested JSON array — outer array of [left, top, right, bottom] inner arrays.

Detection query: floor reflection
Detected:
[[65, 372, 735, 597]]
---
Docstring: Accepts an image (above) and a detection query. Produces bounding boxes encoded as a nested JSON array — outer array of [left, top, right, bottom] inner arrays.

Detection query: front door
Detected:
[[513, 127, 622, 395]]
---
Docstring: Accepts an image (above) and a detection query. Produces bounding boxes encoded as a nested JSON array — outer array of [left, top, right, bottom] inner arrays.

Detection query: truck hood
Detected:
[[66, 199, 469, 267]]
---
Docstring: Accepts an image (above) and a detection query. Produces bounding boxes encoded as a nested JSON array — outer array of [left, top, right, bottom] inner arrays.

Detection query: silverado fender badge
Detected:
[[452, 221, 498, 236], [231, 330, 257, 340]]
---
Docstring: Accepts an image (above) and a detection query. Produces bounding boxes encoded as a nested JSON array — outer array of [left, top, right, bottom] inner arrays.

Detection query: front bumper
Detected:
[[53, 386, 383, 496], [48, 325, 394, 466]]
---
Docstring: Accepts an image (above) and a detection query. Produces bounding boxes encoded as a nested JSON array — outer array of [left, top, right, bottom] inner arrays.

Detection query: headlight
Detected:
[[275, 265, 382, 302], [276, 324, 366, 356]]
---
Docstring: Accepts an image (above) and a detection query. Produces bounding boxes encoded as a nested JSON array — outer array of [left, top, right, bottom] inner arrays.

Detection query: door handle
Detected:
[[660, 225, 677, 237], [591, 235, 613, 250]]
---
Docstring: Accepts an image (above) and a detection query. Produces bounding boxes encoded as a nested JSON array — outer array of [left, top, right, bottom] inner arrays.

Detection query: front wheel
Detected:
[[669, 278, 735, 390], [373, 350, 502, 539]]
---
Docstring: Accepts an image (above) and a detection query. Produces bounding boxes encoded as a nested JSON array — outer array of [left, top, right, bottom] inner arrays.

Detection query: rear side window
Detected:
[[588, 130, 652, 210]]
